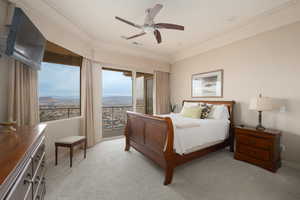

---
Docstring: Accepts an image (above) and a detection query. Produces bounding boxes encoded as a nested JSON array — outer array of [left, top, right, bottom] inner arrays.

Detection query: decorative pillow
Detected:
[[208, 105, 230, 119], [200, 104, 212, 119], [180, 106, 202, 119], [207, 105, 216, 119]]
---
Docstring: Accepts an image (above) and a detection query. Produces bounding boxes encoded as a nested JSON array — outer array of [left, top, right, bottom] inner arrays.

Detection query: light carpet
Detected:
[[45, 138, 300, 200]]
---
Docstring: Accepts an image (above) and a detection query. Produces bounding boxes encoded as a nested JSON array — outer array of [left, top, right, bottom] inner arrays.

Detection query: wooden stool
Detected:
[[55, 136, 87, 167]]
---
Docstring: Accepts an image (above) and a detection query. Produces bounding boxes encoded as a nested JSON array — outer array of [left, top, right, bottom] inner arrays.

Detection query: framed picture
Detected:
[[191, 69, 223, 98]]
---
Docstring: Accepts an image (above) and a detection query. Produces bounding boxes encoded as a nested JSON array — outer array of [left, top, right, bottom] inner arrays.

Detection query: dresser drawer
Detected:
[[24, 186, 33, 200], [6, 160, 33, 200], [32, 143, 45, 174], [236, 134, 272, 150], [34, 179, 45, 200], [32, 152, 46, 196], [237, 145, 270, 161]]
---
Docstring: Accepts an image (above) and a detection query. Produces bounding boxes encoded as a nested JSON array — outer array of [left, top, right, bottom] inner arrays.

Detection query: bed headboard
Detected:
[[182, 100, 235, 125]]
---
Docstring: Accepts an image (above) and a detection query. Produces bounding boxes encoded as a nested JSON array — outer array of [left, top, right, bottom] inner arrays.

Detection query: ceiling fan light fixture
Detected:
[[143, 26, 155, 33]]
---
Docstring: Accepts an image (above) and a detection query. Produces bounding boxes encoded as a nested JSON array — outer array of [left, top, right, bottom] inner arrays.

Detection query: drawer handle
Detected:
[[23, 178, 33, 185], [34, 176, 40, 184], [35, 155, 41, 162], [41, 160, 45, 168], [23, 173, 33, 185]]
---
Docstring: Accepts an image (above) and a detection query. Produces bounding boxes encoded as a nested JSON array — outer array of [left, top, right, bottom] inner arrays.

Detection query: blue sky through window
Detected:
[[39, 63, 132, 98], [39, 62, 80, 98], [102, 69, 132, 97]]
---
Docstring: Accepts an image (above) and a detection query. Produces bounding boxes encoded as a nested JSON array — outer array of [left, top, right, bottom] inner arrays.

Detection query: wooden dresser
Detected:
[[234, 126, 281, 172], [0, 124, 47, 200]]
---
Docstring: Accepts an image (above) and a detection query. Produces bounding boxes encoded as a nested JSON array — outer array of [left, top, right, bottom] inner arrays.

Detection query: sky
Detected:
[[39, 62, 132, 97], [102, 69, 132, 97]]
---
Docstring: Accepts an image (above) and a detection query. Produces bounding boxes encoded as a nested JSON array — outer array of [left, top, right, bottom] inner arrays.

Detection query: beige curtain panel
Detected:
[[81, 58, 102, 148], [8, 60, 39, 126], [154, 71, 170, 114]]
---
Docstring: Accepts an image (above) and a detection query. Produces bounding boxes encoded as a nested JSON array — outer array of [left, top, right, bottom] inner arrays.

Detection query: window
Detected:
[[39, 62, 81, 122]]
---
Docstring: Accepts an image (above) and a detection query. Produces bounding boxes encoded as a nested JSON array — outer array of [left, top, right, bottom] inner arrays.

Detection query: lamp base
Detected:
[[256, 111, 265, 131], [256, 124, 265, 131]]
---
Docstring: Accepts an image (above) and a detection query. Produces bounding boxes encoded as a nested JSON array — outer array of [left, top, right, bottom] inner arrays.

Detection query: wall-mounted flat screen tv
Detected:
[[5, 7, 46, 70]]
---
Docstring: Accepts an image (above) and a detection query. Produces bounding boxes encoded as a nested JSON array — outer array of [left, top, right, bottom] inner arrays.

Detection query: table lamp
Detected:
[[249, 94, 273, 131]]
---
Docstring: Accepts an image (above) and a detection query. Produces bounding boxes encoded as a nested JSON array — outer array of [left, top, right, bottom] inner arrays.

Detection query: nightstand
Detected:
[[234, 126, 281, 172]]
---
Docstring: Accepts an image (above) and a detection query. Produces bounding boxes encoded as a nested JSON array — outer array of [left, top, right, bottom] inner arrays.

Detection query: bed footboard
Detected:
[[125, 111, 174, 185]]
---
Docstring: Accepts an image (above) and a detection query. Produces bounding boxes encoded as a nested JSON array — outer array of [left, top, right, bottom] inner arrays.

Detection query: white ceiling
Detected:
[[23, 0, 295, 61]]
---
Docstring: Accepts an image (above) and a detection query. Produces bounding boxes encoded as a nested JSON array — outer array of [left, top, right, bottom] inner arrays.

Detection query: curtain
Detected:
[[154, 71, 170, 114], [8, 60, 39, 126], [81, 58, 102, 148]]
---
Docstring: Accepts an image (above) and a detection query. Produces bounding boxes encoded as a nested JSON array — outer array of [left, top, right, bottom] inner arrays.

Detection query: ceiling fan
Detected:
[[115, 4, 184, 44]]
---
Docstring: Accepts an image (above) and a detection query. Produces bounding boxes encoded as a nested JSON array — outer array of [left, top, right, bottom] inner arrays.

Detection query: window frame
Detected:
[[39, 42, 82, 122]]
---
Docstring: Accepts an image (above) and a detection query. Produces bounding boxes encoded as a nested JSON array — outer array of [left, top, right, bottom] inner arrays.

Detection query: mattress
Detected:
[[160, 113, 230, 155]]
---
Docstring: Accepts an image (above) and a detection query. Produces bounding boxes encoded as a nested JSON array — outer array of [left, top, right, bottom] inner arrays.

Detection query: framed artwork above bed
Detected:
[[191, 69, 223, 98]]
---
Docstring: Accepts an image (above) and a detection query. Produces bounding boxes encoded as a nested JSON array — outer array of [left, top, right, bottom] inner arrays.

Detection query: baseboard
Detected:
[[282, 160, 300, 170]]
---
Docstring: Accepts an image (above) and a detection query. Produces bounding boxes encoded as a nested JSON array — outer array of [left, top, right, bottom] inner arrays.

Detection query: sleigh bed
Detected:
[[124, 100, 235, 185]]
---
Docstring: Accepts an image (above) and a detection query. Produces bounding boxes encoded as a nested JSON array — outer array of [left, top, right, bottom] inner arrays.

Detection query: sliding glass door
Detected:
[[101, 69, 153, 138], [102, 68, 133, 138]]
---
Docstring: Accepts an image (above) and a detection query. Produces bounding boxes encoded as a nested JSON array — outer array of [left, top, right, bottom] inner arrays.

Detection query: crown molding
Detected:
[[171, 0, 300, 63]]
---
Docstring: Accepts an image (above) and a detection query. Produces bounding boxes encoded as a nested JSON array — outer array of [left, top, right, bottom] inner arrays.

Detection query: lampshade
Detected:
[[249, 95, 273, 111]]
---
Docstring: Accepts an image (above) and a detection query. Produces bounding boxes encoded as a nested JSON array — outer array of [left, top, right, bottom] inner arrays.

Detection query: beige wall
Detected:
[[170, 21, 300, 165], [94, 48, 170, 73], [44, 117, 82, 162]]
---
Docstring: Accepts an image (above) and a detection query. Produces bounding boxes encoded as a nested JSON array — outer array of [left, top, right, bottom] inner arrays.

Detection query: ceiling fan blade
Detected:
[[144, 4, 163, 25], [149, 4, 163, 19], [154, 30, 162, 44], [122, 32, 146, 40], [115, 16, 141, 29], [155, 23, 184, 30]]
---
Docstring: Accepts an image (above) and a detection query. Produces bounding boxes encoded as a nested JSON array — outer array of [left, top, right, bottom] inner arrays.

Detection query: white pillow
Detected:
[[183, 102, 200, 107], [208, 105, 230, 120]]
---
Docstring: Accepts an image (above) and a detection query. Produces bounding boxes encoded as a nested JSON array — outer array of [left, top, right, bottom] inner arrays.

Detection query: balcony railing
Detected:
[[102, 106, 133, 130], [40, 105, 145, 138], [39, 107, 81, 122]]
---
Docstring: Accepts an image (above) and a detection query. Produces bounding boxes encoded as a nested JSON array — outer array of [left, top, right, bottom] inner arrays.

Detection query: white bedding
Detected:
[[160, 113, 230, 155]]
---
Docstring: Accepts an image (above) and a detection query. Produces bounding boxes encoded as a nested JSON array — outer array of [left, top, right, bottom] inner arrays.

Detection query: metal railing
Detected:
[[102, 106, 133, 130], [39, 107, 80, 122]]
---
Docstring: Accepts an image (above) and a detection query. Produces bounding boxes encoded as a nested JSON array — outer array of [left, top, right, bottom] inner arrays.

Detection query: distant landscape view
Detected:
[[39, 62, 81, 122], [102, 96, 132, 106], [39, 64, 133, 135]]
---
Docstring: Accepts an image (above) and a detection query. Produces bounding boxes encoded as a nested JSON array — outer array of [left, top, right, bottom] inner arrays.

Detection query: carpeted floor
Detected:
[[45, 138, 300, 200]]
